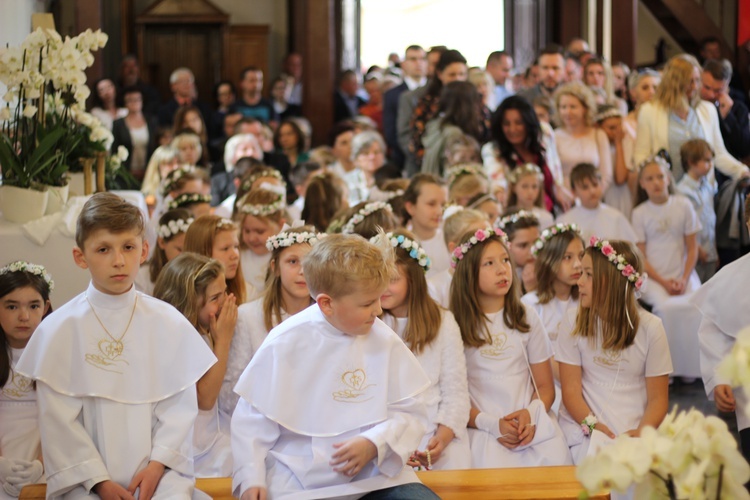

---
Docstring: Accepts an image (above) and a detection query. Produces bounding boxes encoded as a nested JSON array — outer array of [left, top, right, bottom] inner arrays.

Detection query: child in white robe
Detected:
[[450, 227, 572, 468], [154, 253, 239, 477], [135, 208, 193, 295], [404, 174, 451, 277], [378, 230, 472, 470], [236, 188, 288, 296], [231, 234, 439, 500], [557, 239, 671, 464], [0, 262, 52, 499], [219, 226, 320, 417], [495, 209, 541, 294], [16, 193, 216, 499], [427, 208, 489, 308]]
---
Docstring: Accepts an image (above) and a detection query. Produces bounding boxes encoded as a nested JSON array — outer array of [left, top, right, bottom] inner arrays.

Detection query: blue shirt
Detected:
[[667, 108, 705, 181], [676, 175, 717, 261]]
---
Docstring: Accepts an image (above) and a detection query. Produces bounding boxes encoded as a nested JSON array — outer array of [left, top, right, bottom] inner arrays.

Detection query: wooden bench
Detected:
[[19, 466, 609, 499]]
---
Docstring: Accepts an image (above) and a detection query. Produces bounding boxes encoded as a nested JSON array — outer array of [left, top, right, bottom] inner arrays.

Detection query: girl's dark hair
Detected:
[[90, 77, 115, 109], [426, 49, 467, 97], [302, 172, 348, 232], [0, 269, 53, 387], [492, 95, 546, 166], [274, 119, 305, 152], [439, 81, 482, 139], [401, 173, 444, 224]]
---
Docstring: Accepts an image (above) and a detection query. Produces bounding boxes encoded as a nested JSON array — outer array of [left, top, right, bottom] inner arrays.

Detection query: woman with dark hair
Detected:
[[483, 95, 571, 211], [210, 80, 236, 139], [173, 105, 211, 166], [111, 87, 159, 182], [89, 78, 127, 131], [409, 50, 477, 170], [421, 81, 485, 176], [274, 119, 309, 167]]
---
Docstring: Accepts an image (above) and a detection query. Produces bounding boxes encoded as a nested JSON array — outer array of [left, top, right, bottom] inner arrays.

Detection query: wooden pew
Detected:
[[20, 466, 609, 499]]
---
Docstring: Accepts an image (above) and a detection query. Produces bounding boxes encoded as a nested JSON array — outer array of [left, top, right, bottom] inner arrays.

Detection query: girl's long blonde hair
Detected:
[[382, 229, 442, 354], [450, 231, 529, 347], [573, 241, 641, 350], [654, 54, 701, 113]]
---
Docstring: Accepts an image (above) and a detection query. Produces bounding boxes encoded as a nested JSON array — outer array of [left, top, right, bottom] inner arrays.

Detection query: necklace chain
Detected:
[[85, 294, 138, 343]]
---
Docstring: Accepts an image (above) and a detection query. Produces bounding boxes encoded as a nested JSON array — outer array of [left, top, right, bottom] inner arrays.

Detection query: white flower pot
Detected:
[[45, 182, 69, 215], [0, 185, 49, 223]]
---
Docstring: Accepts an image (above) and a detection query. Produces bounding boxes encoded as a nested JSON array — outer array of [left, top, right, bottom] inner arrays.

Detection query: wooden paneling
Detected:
[[611, 0, 637, 67], [222, 25, 270, 85], [75, 0, 103, 88]]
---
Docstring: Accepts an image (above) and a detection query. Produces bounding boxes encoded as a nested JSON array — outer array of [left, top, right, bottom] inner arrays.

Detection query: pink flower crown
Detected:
[[451, 228, 509, 269], [589, 236, 646, 291]]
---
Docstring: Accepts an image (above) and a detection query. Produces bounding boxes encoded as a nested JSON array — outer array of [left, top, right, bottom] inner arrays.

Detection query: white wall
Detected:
[[636, 1, 684, 66], [0, 0, 46, 47]]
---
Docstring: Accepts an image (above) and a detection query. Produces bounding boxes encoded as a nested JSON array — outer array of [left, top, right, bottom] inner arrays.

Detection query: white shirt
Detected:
[[418, 228, 451, 277], [556, 203, 638, 244], [427, 268, 453, 309], [521, 291, 579, 353], [241, 249, 272, 295]]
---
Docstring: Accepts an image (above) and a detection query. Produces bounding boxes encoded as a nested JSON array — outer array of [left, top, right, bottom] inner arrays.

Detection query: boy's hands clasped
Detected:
[[330, 437, 377, 477]]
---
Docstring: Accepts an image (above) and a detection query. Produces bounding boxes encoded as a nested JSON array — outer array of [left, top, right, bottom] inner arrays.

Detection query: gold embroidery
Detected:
[[84, 295, 137, 374], [479, 331, 513, 360], [594, 349, 627, 369], [2, 372, 33, 399], [333, 368, 375, 403]]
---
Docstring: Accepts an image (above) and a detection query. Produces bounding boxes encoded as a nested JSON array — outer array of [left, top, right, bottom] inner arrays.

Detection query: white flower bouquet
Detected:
[[717, 325, 750, 418], [577, 408, 750, 499]]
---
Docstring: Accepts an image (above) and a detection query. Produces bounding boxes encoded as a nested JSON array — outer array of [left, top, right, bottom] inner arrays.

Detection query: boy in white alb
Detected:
[[231, 234, 439, 500], [556, 163, 638, 244], [17, 193, 216, 499]]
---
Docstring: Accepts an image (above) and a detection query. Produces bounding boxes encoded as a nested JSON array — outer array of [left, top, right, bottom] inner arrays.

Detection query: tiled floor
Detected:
[[669, 378, 740, 443]]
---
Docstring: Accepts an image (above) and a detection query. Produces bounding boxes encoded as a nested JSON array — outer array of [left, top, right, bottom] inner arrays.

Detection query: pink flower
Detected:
[[475, 229, 487, 241], [601, 244, 614, 256], [635, 276, 644, 290], [452, 247, 463, 259], [581, 423, 591, 437], [622, 265, 635, 277]]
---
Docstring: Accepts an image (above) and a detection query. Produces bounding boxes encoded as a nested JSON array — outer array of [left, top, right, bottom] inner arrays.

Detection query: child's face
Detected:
[[513, 174, 541, 208], [212, 229, 240, 280], [558, 94, 586, 129], [639, 162, 669, 203], [573, 177, 603, 209], [277, 244, 312, 302], [477, 200, 501, 225], [690, 153, 713, 179], [332, 131, 354, 163], [477, 241, 513, 308], [73, 229, 148, 295], [380, 264, 409, 317], [407, 183, 446, 231], [242, 215, 281, 256], [324, 285, 385, 336], [0, 286, 49, 349], [197, 274, 227, 332], [533, 105, 550, 125], [578, 253, 593, 307], [177, 141, 200, 165], [509, 227, 539, 267], [158, 158, 179, 179], [599, 117, 622, 142], [157, 232, 186, 262], [184, 111, 203, 135], [555, 238, 584, 289]]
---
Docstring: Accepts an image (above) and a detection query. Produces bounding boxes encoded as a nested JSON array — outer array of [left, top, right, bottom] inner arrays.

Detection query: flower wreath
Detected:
[[589, 236, 646, 291], [240, 169, 286, 192], [266, 230, 325, 251], [372, 233, 431, 272], [451, 227, 509, 269], [0, 261, 54, 290], [216, 218, 236, 230], [161, 166, 197, 196], [637, 150, 671, 172], [341, 201, 393, 234], [531, 223, 581, 256], [445, 163, 489, 187], [507, 163, 544, 184], [240, 194, 286, 217], [494, 210, 538, 230], [167, 193, 212, 210], [158, 218, 194, 240]]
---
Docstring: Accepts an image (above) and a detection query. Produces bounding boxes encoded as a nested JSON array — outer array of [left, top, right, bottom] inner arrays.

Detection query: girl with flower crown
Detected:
[[495, 209, 541, 294], [0, 262, 53, 498], [237, 188, 290, 297], [450, 228, 572, 468], [403, 174, 451, 277], [220, 226, 321, 417], [337, 201, 398, 240], [506, 164, 554, 229], [135, 208, 193, 295], [377, 229, 472, 470], [556, 239, 672, 464]]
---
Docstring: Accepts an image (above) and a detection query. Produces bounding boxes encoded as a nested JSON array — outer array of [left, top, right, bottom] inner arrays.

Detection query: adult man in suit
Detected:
[[333, 70, 365, 123], [157, 67, 212, 129], [383, 45, 428, 169]]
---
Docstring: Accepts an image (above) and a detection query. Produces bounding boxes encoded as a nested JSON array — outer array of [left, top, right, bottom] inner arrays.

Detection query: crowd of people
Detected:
[[1, 35, 750, 499]]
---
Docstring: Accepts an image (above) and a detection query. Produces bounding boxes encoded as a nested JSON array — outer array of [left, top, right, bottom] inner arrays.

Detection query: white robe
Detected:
[[555, 308, 673, 464], [382, 311, 472, 470], [426, 269, 452, 309], [231, 304, 430, 499], [241, 249, 272, 296], [417, 229, 451, 278], [465, 306, 572, 468], [556, 203, 637, 245], [16, 283, 217, 499]]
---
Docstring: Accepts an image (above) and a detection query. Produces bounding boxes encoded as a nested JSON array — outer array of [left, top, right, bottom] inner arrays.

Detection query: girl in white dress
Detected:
[[495, 209, 540, 294], [154, 252, 238, 477], [220, 226, 321, 416], [403, 174, 451, 277], [505, 163, 554, 229], [0, 262, 52, 498], [236, 188, 289, 297], [184, 215, 249, 305], [557, 239, 672, 464], [450, 227, 572, 468], [378, 230, 472, 470], [135, 208, 193, 295]]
